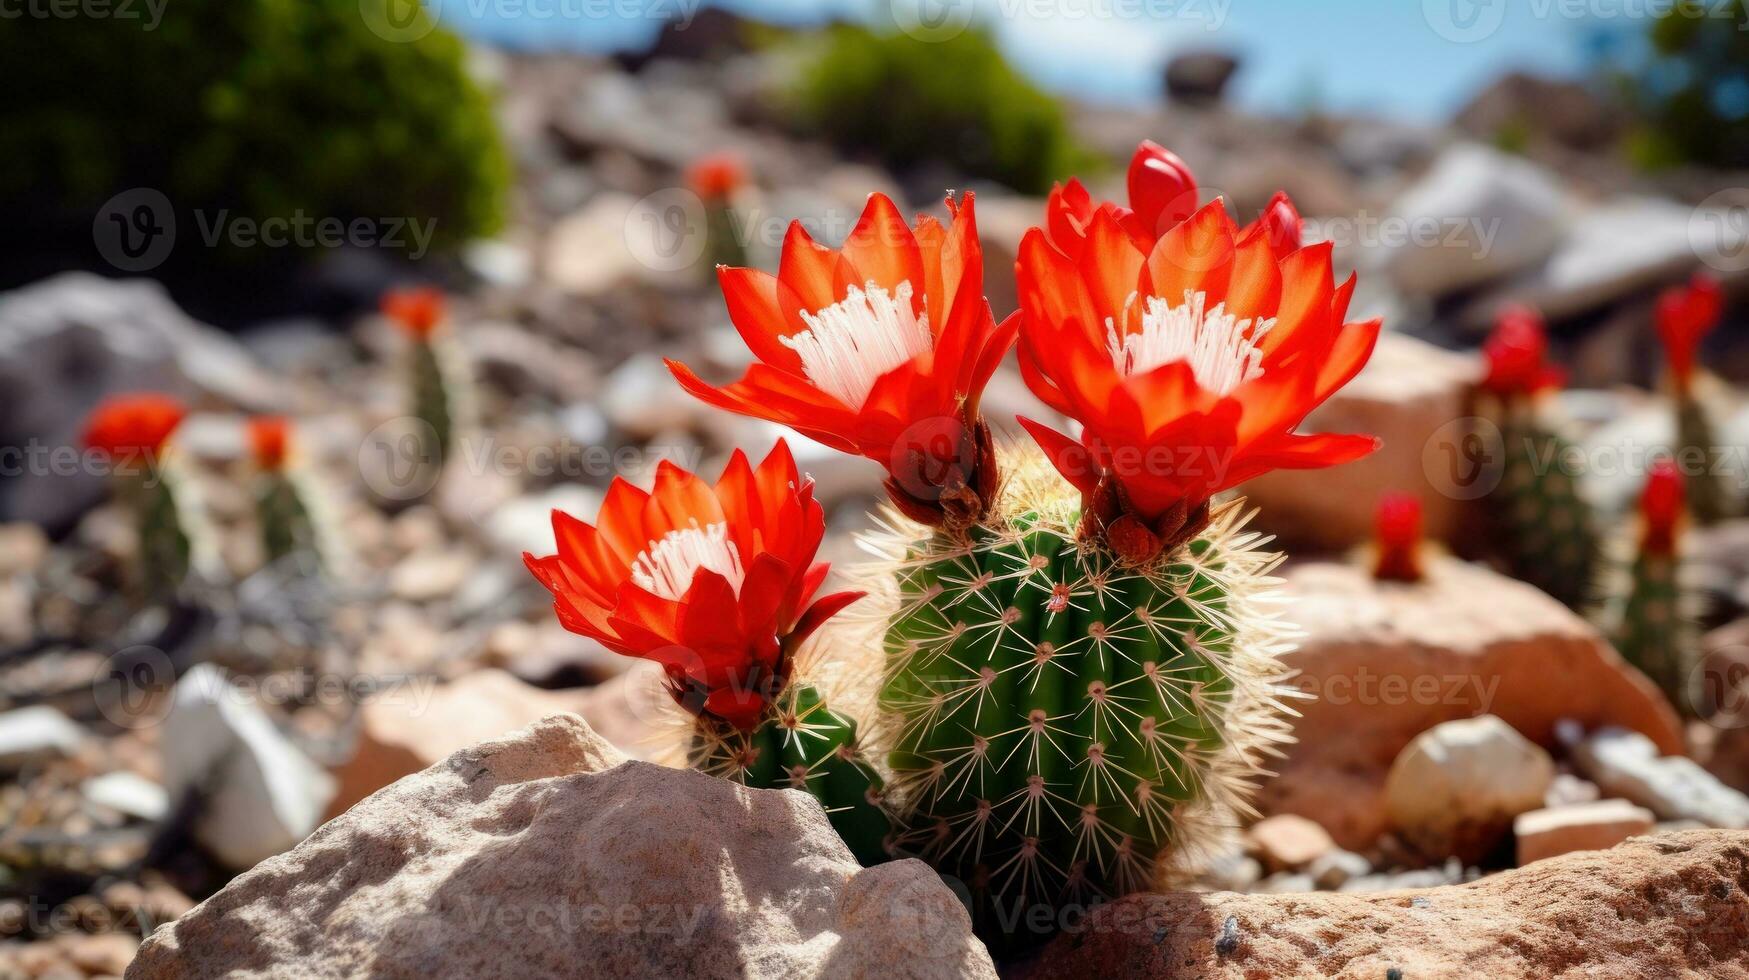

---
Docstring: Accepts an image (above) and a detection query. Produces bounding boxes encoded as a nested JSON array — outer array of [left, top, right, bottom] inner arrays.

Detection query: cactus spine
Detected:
[[687, 684, 893, 866], [1492, 407, 1600, 609], [864, 457, 1292, 942]]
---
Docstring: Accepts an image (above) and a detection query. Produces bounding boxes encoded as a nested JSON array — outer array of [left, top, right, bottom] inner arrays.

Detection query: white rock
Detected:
[[487, 485, 605, 559], [0, 706, 86, 771], [1570, 726, 1749, 829], [161, 664, 336, 870], [1385, 714, 1555, 862], [1380, 144, 1567, 297], [602, 353, 703, 437], [545, 193, 696, 297], [82, 771, 170, 822]]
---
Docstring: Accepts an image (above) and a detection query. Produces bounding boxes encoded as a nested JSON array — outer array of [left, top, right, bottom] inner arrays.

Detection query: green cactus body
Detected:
[[1494, 409, 1600, 609], [863, 469, 1290, 945], [121, 469, 191, 601], [257, 473, 320, 568], [689, 684, 894, 866], [1676, 396, 1731, 524], [704, 204, 747, 271], [1615, 552, 1690, 712], [411, 337, 455, 473]]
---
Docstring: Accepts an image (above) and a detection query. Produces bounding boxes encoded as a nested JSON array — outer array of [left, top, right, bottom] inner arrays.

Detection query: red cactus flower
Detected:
[[248, 416, 290, 471], [82, 393, 186, 468], [686, 152, 749, 202], [1372, 492, 1425, 582], [523, 441, 861, 730], [1481, 306, 1564, 398], [1656, 272, 1722, 397], [1640, 457, 1685, 557], [381, 286, 446, 340], [1044, 141, 1302, 260], [1015, 198, 1380, 562], [666, 192, 1018, 526]]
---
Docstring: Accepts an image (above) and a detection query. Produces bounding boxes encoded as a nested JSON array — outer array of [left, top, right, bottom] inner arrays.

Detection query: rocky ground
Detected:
[[4, 30, 1749, 979]]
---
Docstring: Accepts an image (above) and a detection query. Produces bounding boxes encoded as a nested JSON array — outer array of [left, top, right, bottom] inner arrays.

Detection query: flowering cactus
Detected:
[[82, 393, 192, 600], [1371, 492, 1426, 583], [685, 152, 750, 270], [247, 416, 331, 571], [383, 286, 463, 485], [1657, 272, 1731, 523], [1611, 459, 1697, 713], [1479, 306, 1599, 609], [669, 145, 1379, 946], [522, 442, 891, 864]]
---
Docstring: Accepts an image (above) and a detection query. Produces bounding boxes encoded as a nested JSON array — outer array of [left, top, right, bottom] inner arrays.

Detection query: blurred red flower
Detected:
[[247, 416, 290, 471], [666, 192, 1017, 526], [523, 441, 860, 729], [1656, 272, 1722, 397], [1372, 492, 1425, 582], [685, 152, 749, 202], [1640, 457, 1685, 556], [381, 286, 446, 339], [82, 393, 186, 465], [1481, 306, 1565, 398], [1016, 197, 1380, 562], [1044, 141, 1302, 259]]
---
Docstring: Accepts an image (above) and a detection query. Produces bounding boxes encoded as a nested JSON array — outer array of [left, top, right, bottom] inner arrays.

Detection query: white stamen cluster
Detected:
[[782, 280, 932, 409], [1107, 290, 1272, 396], [631, 520, 745, 600]]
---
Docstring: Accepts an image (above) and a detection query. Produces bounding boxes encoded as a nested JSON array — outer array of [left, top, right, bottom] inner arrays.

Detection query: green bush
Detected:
[[1627, 0, 1749, 168], [789, 25, 1087, 195], [0, 0, 508, 255]]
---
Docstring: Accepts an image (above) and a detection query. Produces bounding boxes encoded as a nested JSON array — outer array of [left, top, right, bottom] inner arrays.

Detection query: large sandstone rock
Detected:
[[1383, 715, 1554, 863], [130, 715, 995, 980], [1263, 557, 1683, 849], [1241, 332, 1479, 550], [1029, 831, 1749, 978]]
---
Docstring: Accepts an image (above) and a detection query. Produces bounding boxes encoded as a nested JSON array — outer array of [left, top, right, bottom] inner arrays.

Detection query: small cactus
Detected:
[[247, 416, 333, 571], [1657, 272, 1732, 524], [1370, 492, 1427, 583], [383, 287, 466, 488], [1611, 459, 1698, 713], [1480, 307, 1600, 609], [82, 393, 194, 601], [523, 441, 893, 862], [686, 152, 749, 271]]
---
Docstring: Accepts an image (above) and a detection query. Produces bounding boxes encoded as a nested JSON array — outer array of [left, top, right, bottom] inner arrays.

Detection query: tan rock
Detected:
[[1028, 831, 1749, 979], [1262, 557, 1683, 850], [1246, 814, 1336, 873], [129, 715, 995, 980], [1241, 332, 1480, 551], [1515, 800, 1655, 865], [323, 669, 597, 820], [1384, 715, 1554, 862]]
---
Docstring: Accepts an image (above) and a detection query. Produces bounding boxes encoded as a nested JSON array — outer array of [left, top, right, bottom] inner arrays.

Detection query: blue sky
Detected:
[[443, 0, 1637, 121]]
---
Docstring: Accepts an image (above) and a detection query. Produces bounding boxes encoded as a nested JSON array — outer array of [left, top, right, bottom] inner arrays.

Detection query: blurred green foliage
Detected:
[[0, 0, 509, 255], [1629, 0, 1749, 168], [789, 24, 1087, 195]]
